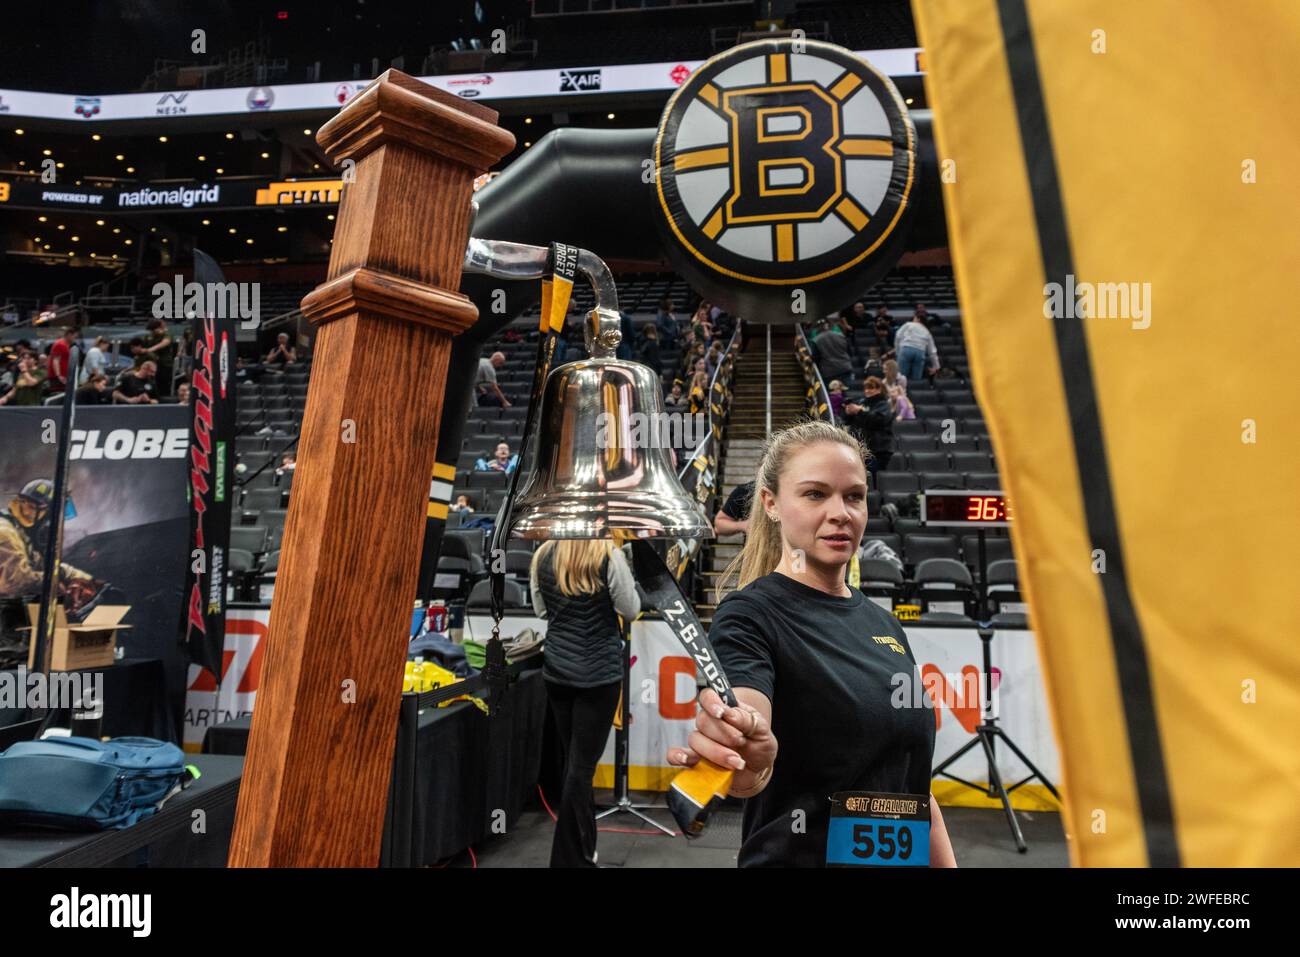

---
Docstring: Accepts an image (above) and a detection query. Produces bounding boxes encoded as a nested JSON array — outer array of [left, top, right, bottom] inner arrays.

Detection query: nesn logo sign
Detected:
[[559, 69, 601, 92]]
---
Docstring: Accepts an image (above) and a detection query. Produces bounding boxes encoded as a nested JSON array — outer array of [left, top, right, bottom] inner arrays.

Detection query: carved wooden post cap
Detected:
[[316, 70, 514, 170]]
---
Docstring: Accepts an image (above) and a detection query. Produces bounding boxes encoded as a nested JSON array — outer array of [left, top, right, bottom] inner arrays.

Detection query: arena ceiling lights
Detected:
[[0, 49, 924, 123]]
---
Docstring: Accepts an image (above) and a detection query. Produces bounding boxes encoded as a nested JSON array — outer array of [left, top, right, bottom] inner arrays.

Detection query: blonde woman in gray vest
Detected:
[[530, 538, 641, 867]]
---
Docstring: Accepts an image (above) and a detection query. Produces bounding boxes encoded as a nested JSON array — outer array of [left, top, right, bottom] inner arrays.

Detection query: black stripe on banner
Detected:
[[995, 0, 1180, 866]]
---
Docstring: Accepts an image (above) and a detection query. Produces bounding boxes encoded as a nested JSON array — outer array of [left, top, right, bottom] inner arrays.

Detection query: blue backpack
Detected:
[[0, 736, 191, 831]]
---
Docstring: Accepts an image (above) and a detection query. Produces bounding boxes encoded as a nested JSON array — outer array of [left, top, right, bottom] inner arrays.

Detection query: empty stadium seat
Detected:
[[898, 434, 936, 452], [467, 579, 526, 610], [908, 451, 950, 472], [917, 472, 963, 492], [468, 471, 508, 490], [876, 472, 918, 494], [904, 533, 961, 565], [953, 452, 994, 472], [865, 515, 893, 534], [961, 534, 1014, 572], [914, 558, 978, 624], [505, 549, 534, 578], [230, 526, 269, 554], [862, 533, 902, 557], [241, 488, 283, 513], [934, 436, 979, 453]]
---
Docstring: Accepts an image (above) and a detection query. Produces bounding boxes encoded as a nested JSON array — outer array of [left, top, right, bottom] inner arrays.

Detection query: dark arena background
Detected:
[[0, 0, 1293, 933]]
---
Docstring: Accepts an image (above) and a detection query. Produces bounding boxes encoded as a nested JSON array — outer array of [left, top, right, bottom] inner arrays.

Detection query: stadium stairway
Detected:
[[695, 329, 806, 624]]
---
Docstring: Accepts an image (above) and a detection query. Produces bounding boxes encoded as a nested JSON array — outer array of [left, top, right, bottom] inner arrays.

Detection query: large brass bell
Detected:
[[511, 307, 713, 541]]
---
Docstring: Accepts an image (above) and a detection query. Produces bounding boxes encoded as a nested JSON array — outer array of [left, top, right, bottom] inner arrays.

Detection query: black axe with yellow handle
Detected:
[[630, 539, 737, 837]]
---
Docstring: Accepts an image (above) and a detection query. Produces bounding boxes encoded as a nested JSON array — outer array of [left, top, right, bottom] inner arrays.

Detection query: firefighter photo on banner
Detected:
[[0, 406, 193, 734]]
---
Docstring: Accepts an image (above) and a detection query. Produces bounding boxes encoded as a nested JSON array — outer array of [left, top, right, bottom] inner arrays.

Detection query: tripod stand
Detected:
[[930, 528, 1060, 852], [595, 621, 675, 836]]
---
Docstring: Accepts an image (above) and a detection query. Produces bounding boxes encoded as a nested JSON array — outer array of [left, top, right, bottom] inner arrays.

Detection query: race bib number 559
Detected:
[[827, 791, 930, 867]]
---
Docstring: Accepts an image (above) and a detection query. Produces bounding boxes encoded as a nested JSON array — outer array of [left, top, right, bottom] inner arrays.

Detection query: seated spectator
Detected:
[[475, 351, 511, 408], [687, 371, 708, 415], [36, 353, 52, 394], [275, 453, 296, 480], [113, 360, 159, 404], [842, 375, 895, 482], [873, 315, 894, 351], [844, 300, 868, 338], [690, 304, 712, 344], [882, 357, 907, 395], [0, 355, 46, 406], [663, 380, 688, 413], [826, 379, 847, 419], [888, 384, 915, 421], [81, 335, 110, 384], [476, 441, 519, 474], [687, 341, 707, 372], [914, 302, 948, 330], [265, 332, 297, 368], [451, 494, 476, 514], [863, 346, 885, 379], [127, 336, 147, 367], [705, 341, 724, 379], [75, 373, 113, 405], [175, 381, 191, 406]]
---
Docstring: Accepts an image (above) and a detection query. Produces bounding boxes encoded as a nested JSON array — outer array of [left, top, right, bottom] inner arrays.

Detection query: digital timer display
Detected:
[[921, 491, 1012, 527]]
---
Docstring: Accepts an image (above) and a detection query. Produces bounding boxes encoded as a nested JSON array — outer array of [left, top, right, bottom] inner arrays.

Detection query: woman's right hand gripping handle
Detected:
[[668, 687, 778, 798]]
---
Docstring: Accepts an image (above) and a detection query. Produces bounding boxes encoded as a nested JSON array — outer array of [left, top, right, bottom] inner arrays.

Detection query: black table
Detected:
[[0, 754, 242, 868], [0, 658, 175, 743], [205, 664, 548, 867]]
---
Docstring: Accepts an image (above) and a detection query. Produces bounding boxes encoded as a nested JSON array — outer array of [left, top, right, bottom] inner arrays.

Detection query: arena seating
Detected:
[[224, 264, 1013, 613]]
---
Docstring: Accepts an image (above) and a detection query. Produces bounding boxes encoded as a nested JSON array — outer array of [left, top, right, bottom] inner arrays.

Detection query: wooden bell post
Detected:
[[227, 71, 514, 867]]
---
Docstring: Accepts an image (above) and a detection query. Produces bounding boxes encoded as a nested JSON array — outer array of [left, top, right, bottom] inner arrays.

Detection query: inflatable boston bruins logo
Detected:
[[654, 39, 917, 320]]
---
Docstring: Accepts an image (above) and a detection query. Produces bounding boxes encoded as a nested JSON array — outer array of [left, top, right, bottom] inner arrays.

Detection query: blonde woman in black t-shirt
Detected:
[[666, 420, 957, 867]]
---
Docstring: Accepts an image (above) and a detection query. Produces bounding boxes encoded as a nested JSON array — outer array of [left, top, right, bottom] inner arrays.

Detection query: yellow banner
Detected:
[[913, 0, 1300, 865], [254, 180, 344, 206]]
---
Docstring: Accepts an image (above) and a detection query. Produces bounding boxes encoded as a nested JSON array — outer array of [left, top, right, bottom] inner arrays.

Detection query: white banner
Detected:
[[0, 48, 924, 123], [906, 627, 1060, 802], [181, 609, 1060, 810]]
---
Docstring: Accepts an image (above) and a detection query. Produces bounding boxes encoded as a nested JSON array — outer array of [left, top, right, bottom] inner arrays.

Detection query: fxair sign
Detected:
[[254, 179, 343, 205]]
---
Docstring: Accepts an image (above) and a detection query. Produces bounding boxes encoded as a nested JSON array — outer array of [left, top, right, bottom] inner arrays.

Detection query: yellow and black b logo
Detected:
[[655, 39, 915, 291]]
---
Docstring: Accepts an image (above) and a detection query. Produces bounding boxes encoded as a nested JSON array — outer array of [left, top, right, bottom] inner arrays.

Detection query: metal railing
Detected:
[[667, 318, 744, 578], [794, 323, 835, 424]]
